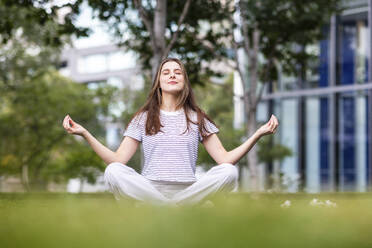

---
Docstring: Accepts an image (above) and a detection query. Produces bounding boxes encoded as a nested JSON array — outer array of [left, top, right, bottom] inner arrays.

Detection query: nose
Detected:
[[169, 73, 176, 78]]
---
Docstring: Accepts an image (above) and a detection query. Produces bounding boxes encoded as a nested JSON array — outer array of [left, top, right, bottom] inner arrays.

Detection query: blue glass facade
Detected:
[[340, 96, 356, 189], [263, 7, 371, 192], [367, 97, 370, 184], [340, 22, 356, 85], [315, 18, 370, 191], [319, 98, 329, 187], [319, 27, 329, 88]]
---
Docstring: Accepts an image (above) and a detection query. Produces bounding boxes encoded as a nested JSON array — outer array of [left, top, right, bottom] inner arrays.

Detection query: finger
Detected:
[[271, 121, 276, 130], [274, 115, 279, 124], [270, 116, 275, 123], [270, 119, 274, 128], [272, 120, 277, 128], [63, 118, 69, 130], [267, 121, 273, 128], [65, 118, 70, 128], [65, 116, 71, 128], [273, 126, 278, 133], [274, 116, 279, 126], [63, 116, 68, 128]]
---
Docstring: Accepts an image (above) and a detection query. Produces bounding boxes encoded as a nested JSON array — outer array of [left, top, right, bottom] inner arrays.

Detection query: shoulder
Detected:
[[186, 109, 199, 123], [186, 109, 213, 124], [130, 111, 148, 126]]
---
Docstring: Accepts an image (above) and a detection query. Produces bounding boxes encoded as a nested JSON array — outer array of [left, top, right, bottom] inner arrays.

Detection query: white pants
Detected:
[[104, 162, 239, 206]]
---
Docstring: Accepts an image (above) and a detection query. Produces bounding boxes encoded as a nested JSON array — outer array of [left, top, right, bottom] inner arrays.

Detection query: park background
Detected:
[[0, 0, 371, 194], [2, 1, 372, 248]]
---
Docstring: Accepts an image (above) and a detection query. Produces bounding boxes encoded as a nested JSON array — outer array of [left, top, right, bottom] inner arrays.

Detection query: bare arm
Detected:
[[202, 115, 279, 165], [202, 132, 261, 165], [63, 115, 139, 165], [82, 131, 139, 165]]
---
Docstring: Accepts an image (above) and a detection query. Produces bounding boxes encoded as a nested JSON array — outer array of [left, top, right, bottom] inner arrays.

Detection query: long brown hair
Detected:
[[127, 58, 218, 138]]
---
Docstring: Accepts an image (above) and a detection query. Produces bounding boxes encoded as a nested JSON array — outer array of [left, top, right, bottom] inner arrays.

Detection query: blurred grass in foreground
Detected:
[[1, 192, 372, 248]]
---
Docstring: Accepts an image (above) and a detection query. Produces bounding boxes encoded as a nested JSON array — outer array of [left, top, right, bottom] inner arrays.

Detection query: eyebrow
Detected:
[[162, 68, 182, 72]]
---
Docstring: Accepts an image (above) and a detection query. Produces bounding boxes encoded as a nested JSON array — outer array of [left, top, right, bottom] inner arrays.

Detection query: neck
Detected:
[[160, 92, 180, 111]]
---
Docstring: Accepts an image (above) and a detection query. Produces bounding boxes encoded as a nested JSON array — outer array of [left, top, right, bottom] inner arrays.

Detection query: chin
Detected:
[[162, 89, 183, 95]]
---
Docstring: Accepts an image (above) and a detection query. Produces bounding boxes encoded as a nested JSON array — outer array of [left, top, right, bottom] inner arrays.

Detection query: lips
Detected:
[[168, 81, 178, 84]]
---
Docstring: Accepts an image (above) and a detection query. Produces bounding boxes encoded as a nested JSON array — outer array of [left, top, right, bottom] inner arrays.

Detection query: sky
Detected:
[[72, 2, 112, 49]]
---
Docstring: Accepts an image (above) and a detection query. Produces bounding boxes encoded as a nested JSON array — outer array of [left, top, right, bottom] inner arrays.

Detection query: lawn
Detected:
[[1, 192, 371, 248]]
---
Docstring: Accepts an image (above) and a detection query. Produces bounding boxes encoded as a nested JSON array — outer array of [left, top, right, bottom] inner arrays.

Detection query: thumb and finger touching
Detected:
[[62, 115, 75, 132]]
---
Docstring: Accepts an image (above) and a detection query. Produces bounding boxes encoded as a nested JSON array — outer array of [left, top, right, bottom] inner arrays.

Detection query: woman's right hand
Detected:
[[62, 115, 87, 136]]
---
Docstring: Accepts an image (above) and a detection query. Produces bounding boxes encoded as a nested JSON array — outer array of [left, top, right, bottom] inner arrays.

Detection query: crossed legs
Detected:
[[104, 162, 238, 206]]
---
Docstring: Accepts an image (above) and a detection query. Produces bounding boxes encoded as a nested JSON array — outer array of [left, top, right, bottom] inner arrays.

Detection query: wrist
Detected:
[[81, 129, 89, 138], [253, 131, 262, 139]]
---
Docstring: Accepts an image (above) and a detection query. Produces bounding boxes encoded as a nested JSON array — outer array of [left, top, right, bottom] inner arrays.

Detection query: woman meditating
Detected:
[[62, 57, 279, 206]]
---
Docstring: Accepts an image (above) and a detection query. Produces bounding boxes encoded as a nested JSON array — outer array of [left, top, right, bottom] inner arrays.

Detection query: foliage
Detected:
[[194, 73, 245, 168], [86, 0, 233, 86], [0, 0, 88, 47], [257, 135, 292, 164], [0, 68, 115, 189], [193, 73, 292, 169], [237, 0, 342, 83], [54, 142, 106, 185], [0, 0, 115, 190], [114, 76, 153, 172]]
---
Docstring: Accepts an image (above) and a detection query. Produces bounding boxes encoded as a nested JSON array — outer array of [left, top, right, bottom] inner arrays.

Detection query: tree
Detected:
[[194, 74, 245, 168], [117, 76, 152, 173], [86, 0, 233, 85], [257, 135, 292, 190], [0, 0, 114, 191], [0, 0, 88, 48], [227, 0, 341, 190], [194, 73, 293, 188], [0, 68, 115, 191], [51, 142, 106, 192]]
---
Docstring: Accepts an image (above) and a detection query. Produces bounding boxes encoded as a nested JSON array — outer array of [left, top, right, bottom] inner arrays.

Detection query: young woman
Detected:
[[62, 57, 279, 206]]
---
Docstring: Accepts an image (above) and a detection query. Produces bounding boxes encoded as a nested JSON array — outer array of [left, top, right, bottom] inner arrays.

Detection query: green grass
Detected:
[[1, 192, 372, 248]]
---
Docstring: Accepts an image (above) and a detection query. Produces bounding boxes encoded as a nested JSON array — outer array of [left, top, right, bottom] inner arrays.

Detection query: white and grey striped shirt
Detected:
[[123, 108, 219, 183]]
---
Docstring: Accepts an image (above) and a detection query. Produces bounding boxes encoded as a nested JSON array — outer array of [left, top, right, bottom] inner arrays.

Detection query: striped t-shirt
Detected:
[[123, 108, 219, 183]]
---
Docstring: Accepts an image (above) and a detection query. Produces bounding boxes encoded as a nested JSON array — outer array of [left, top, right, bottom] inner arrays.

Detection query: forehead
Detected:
[[161, 61, 182, 71]]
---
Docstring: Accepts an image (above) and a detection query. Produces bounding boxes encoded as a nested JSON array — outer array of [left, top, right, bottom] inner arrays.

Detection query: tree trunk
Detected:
[[151, 0, 167, 80], [21, 164, 30, 192], [273, 162, 281, 191], [151, 52, 163, 81], [245, 107, 259, 191], [79, 178, 84, 193]]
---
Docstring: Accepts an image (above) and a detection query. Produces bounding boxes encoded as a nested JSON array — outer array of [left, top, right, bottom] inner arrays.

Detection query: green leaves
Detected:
[[87, 0, 234, 86], [239, 0, 341, 80], [195, 73, 245, 167], [0, 68, 112, 189], [257, 135, 292, 164], [0, 0, 89, 46]]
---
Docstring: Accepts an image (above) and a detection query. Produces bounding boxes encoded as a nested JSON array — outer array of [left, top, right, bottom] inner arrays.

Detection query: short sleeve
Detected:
[[199, 118, 219, 142], [123, 114, 144, 142]]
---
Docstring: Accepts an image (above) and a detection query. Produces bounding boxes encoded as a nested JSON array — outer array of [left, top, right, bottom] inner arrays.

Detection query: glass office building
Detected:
[[260, 0, 372, 192]]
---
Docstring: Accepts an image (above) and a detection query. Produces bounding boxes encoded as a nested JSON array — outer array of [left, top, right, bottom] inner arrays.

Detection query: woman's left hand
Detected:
[[256, 114, 279, 137]]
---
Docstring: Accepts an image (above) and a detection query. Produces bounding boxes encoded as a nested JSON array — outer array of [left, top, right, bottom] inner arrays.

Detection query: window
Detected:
[[78, 54, 107, 74]]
